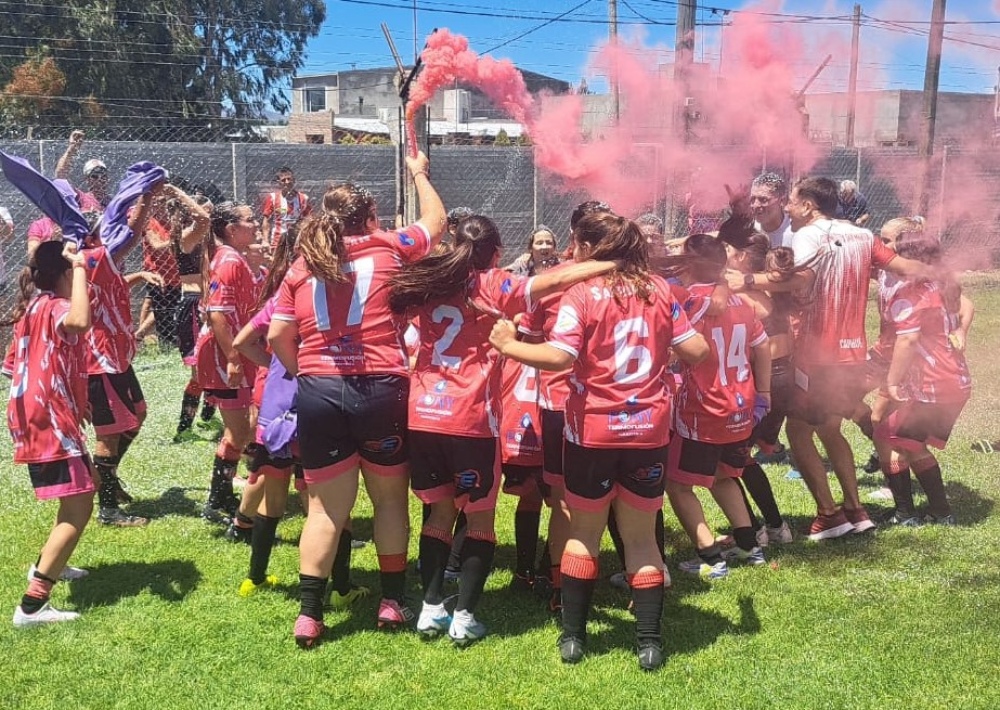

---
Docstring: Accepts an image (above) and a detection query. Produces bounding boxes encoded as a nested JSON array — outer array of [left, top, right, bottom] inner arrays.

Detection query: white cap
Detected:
[[83, 159, 108, 177]]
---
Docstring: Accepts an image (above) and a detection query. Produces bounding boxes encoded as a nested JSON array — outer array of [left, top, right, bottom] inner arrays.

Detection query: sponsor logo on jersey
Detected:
[[889, 298, 914, 323], [417, 392, 455, 414], [553, 306, 578, 335], [87, 256, 98, 269], [672, 301, 682, 321], [399, 232, 416, 247], [736, 393, 745, 408], [434, 380, 448, 393], [501, 278, 513, 294], [607, 407, 655, 433], [520, 412, 532, 428]]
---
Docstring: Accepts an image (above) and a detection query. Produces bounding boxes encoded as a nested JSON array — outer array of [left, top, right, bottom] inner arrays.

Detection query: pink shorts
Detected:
[[875, 397, 969, 452], [28, 456, 96, 501]]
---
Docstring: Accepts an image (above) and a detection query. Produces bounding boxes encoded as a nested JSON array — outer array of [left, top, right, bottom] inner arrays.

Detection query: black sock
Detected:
[[856, 411, 875, 441], [885, 468, 915, 518], [514, 510, 541, 575], [447, 512, 467, 572], [199, 398, 216, 422], [561, 574, 596, 640], [94, 456, 120, 510], [741, 463, 784, 529], [419, 533, 451, 605], [299, 574, 326, 622], [631, 585, 664, 646], [607, 508, 627, 568], [913, 462, 950, 517], [536, 542, 551, 579], [330, 530, 354, 595], [655, 509, 666, 564], [177, 391, 200, 433], [456, 535, 496, 614], [736, 480, 762, 531], [733, 526, 757, 552], [248, 515, 280, 584], [209, 456, 238, 512], [20, 593, 47, 614], [697, 544, 724, 565]]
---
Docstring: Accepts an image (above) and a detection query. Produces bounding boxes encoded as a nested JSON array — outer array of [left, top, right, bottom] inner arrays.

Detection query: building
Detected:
[[804, 90, 995, 148], [286, 67, 571, 144]]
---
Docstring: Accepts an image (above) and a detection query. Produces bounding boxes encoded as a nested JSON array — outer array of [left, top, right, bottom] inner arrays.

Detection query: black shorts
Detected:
[[296, 374, 409, 470], [244, 441, 297, 473], [410, 431, 500, 513], [562, 440, 667, 513], [789, 362, 869, 426], [666, 436, 749, 489], [502, 463, 548, 499], [878, 397, 969, 452], [541, 408, 565, 480], [752, 356, 792, 446], [176, 291, 201, 361], [88, 367, 146, 437]]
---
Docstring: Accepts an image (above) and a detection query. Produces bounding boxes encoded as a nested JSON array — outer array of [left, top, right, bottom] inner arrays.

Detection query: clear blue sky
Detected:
[[298, 0, 1000, 96]]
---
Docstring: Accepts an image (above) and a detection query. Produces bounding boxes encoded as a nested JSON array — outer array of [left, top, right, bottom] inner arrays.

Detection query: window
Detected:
[[304, 88, 326, 112], [305, 134, 325, 144]]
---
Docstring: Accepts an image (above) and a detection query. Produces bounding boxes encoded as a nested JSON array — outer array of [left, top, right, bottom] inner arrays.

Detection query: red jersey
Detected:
[[409, 269, 536, 438], [792, 219, 896, 365], [194, 244, 261, 389], [498, 358, 543, 466], [83, 246, 136, 375], [872, 269, 906, 362], [273, 225, 431, 377], [141, 217, 181, 288], [548, 275, 697, 449], [5, 293, 89, 464], [520, 263, 576, 412], [675, 284, 768, 444], [885, 280, 971, 403], [261, 190, 311, 249]]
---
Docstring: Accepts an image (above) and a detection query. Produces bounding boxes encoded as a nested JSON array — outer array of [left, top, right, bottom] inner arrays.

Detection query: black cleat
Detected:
[[558, 634, 585, 664], [637, 642, 664, 671]]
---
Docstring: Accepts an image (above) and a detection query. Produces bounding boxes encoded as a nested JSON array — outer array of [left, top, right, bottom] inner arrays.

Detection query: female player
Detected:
[[490, 212, 709, 671], [872, 226, 972, 525], [194, 201, 263, 524], [389, 214, 618, 646], [268, 152, 446, 648], [5, 241, 92, 626], [504, 225, 560, 277]]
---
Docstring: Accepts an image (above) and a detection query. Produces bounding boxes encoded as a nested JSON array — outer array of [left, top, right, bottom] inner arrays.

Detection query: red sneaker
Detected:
[[844, 506, 877, 534], [807, 510, 855, 541]]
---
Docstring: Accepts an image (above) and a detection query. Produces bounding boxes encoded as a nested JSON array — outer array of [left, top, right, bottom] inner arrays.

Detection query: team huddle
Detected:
[[1, 138, 972, 671]]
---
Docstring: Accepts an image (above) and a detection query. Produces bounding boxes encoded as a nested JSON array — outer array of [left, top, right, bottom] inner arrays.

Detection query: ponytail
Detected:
[[298, 212, 348, 284], [1, 241, 71, 327]]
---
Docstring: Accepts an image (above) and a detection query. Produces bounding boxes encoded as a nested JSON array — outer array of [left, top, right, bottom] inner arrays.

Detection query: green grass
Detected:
[[3, 288, 1000, 709]]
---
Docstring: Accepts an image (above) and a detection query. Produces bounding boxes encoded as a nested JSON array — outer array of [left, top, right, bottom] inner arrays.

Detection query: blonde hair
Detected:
[[882, 215, 925, 241]]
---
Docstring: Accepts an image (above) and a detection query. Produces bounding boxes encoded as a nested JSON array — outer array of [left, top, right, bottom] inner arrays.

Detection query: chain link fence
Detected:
[[2, 136, 999, 348]]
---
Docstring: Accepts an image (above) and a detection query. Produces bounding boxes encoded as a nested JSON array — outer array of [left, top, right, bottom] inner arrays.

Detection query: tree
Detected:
[[494, 128, 511, 146], [0, 0, 325, 130]]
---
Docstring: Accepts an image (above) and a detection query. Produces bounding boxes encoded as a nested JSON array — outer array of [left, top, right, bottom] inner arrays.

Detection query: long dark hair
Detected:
[[323, 183, 376, 236], [257, 225, 298, 308], [682, 233, 728, 283], [574, 211, 652, 306], [1, 241, 72, 327], [389, 215, 502, 313]]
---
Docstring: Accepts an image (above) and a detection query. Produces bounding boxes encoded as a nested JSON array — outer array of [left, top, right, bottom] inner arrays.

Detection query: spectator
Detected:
[[260, 166, 310, 249], [837, 180, 870, 226], [55, 131, 111, 210]]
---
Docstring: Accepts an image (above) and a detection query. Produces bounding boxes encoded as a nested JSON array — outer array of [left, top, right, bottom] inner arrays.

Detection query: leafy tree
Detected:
[[494, 128, 511, 146]]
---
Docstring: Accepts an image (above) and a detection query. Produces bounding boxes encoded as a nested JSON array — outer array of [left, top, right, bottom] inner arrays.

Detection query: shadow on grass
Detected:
[[125, 486, 204, 520], [67, 559, 201, 609]]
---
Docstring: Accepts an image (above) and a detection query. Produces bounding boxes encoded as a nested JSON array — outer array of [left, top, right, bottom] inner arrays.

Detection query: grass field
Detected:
[[2, 287, 1000, 710]]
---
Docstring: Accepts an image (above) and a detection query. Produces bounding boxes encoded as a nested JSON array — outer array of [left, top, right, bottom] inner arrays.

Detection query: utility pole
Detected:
[[609, 0, 619, 122], [845, 4, 861, 148], [675, 0, 696, 141], [917, 0, 946, 215]]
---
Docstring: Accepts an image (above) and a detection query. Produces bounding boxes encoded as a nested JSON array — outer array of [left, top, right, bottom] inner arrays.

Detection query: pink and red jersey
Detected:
[[273, 224, 431, 377], [498, 358, 543, 467], [872, 269, 907, 362], [195, 244, 262, 390], [261, 190, 311, 249], [547, 275, 697, 449], [141, 217, 181, 288], [675, 283, 768, 444], [409, 269, 536, 438], [884, 280, 971, 403], [83, 246, 136, 375], [792, 219, 896, 366], [520, 262, 576, 412], [4, 293, 89, 464]]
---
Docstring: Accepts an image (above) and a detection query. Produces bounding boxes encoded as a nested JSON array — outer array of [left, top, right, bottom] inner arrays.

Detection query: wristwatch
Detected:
[[743, 273, 755, 290]]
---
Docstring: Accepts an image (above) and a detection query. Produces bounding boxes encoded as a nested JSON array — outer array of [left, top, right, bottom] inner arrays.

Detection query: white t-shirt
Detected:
[[756, 213, 793, 248]]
